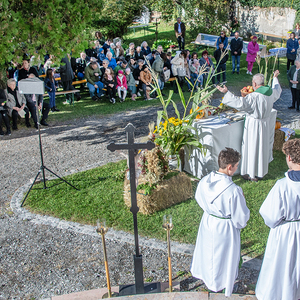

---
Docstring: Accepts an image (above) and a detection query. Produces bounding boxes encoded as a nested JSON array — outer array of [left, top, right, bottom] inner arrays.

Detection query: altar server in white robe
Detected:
[[190, 148, 250, 297], [217, 70, 282, 181], [255, 138, 300, 300]]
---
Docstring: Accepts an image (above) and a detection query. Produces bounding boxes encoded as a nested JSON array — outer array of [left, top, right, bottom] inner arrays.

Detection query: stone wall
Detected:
[[237, 4, 296, 39]]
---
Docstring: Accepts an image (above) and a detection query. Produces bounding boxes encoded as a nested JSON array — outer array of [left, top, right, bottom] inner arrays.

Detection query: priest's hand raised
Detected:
[[273, 70, 280, 77], [216, 85, 228, 93]]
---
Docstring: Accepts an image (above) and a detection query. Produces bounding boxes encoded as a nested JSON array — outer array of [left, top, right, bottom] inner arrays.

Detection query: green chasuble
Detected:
[[255, 85, 273, 96]]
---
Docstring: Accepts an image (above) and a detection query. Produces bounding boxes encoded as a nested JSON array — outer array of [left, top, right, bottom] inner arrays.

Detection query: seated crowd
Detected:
[[1, 32, 230, 136]]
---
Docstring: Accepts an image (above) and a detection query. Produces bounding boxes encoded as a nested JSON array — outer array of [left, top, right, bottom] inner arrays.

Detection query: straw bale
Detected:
[[273, 129, 285, 151], [124, 172, 193, 215]]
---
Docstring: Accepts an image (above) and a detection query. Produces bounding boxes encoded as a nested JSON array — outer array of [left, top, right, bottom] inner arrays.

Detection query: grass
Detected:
[[16, 21, 287, 127], [24, 130, 300, 258]]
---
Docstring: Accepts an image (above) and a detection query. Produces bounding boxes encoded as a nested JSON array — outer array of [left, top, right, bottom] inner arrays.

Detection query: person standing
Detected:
[[246, 35, 259, 75], [217, 71, 281, 181], [216, 31, 228, 50], [214, 42, 228, 83], [287, 58, 300, 111], [59, 54, 81, 104], [255, 138, 300, 300], [0, 88, 11, 135], [230, 31, 243, 74], [286, 32, 299, 72], [174, 17, 186, 50], [190, 148, 250, 297]]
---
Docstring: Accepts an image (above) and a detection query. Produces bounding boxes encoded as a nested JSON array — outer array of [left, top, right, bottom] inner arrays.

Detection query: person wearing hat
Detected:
[[246, 36, 259, 75], [116, 70, 128, 102]]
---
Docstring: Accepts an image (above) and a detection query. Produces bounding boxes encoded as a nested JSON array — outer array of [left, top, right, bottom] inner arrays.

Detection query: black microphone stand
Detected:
[[21, 97, 79, 207]]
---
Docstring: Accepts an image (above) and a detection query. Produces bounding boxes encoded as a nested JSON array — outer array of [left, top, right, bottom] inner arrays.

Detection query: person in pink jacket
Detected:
[[116, 70, 128, 102], [246, 36, 259, 75]]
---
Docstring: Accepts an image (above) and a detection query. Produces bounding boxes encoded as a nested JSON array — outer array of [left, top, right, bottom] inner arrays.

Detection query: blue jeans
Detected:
[[77, 72, 85, 80], [190, 73, 203, 88], [232, 55, 241, 72], [48, 91, 56, 108], [158, 79, 164, 91], [128, 85, 137, 95], [87, 81, 104, 97]]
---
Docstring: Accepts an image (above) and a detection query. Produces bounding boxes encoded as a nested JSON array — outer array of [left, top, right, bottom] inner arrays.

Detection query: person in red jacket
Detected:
[[116, 70, 127, 102]]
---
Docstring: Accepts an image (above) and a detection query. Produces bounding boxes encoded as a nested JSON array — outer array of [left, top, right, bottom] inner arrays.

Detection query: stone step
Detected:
[[42, 284, 257, 300]]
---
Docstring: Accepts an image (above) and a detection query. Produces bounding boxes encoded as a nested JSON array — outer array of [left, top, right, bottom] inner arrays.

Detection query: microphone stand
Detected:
[[21, 96, 79, 207]]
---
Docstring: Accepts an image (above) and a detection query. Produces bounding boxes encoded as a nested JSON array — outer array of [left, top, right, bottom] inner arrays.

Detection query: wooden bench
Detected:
[[43, 89, 80, 106]]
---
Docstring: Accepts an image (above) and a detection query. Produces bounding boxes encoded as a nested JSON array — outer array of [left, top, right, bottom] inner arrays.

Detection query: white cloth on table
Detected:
[[255, 172, 300, 300], [279, 127, 295, 141], [190, 171, 250, 297], [222, 77, 282, 178]]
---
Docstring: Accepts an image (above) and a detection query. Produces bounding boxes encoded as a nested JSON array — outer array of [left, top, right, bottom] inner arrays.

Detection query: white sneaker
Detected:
[[246, 70, 249, 74], [137, 92, 141, 97], [112, 98, 116, 104], [249, 71, 252, 75]]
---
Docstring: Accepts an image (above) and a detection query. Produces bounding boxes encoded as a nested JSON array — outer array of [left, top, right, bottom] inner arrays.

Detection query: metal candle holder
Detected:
[[162, 215, 174, 292], [96, 219, 117, 298]]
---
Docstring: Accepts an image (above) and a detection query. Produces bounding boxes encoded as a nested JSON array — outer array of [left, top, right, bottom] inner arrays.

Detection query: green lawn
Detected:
[[24, 130, 300, 258]]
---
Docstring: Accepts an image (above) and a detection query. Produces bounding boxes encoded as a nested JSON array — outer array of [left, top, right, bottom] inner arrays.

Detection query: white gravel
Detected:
[[0, 89, 298, 299]]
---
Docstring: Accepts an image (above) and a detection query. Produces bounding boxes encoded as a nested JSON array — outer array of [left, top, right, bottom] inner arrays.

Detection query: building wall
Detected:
[[237, 4, 296, 39]]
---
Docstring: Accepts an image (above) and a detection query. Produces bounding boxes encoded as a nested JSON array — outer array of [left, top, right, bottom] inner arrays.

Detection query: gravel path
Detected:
[[0, 88, 299, 300]]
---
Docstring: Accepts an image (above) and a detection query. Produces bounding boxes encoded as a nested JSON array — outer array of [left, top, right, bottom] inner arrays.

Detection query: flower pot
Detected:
[[169, 155, 182, 172]]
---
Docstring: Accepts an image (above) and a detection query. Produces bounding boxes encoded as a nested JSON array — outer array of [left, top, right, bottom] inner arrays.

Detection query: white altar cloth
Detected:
[[184, 110, 277, 178]]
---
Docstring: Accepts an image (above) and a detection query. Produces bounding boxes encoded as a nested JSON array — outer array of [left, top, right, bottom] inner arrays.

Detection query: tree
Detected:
[[93, 0, 147, 38], [151, 0, 232, 38], [0, 0, 102, 66]]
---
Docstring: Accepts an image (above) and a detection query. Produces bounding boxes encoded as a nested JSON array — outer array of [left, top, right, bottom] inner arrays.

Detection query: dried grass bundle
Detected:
[[124, 172, 193, 215]]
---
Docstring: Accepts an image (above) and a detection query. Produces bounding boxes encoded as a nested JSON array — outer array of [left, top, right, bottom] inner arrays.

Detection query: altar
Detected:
[[184, 110, 277, 179]]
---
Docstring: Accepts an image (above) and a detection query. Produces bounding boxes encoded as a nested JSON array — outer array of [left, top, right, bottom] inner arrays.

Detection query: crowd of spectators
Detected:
[[2, 22, 300, 136]]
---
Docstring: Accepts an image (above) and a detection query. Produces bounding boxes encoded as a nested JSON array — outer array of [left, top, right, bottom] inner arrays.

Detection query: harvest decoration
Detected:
[[275, 120, 281, 130], [241, 85, 254, 97], [146, 57, 219, 162]]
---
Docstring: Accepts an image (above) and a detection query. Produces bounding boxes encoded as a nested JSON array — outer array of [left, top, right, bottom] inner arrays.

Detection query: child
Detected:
[[116, 70, 127, 102], [255, 138, 300, 300], [190, 148, 250, 297], [189, 54, 203, 89], [98, 48, 106, 65], [44, 68, 59, 112], [125, 68, 137, 101], [102, 67, 116, 104]]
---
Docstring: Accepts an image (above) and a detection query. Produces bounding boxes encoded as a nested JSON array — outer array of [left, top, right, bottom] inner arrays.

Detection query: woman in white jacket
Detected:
[[171, 50, 187, 93]]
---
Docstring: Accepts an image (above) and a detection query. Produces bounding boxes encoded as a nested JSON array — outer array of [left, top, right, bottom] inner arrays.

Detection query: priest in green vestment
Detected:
[[217, 70, 282, 181]]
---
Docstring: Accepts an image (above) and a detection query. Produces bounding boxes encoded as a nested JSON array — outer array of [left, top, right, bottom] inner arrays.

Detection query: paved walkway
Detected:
[[0, 88, 299, 299]]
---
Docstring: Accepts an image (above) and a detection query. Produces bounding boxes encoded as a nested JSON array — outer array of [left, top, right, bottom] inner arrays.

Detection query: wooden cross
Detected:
[[107, 123, 155, 294]]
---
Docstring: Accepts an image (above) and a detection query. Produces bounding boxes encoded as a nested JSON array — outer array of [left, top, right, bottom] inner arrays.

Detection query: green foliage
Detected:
[[0, 0, 102, 66], [93, 0, 146, 38], [151, 0, 231, 38], [137, 182, 157, 195], [152, 39, 175, 50]]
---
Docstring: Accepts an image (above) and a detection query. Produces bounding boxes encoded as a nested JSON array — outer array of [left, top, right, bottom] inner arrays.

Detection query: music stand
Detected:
[[18, 78, 79, 207]]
